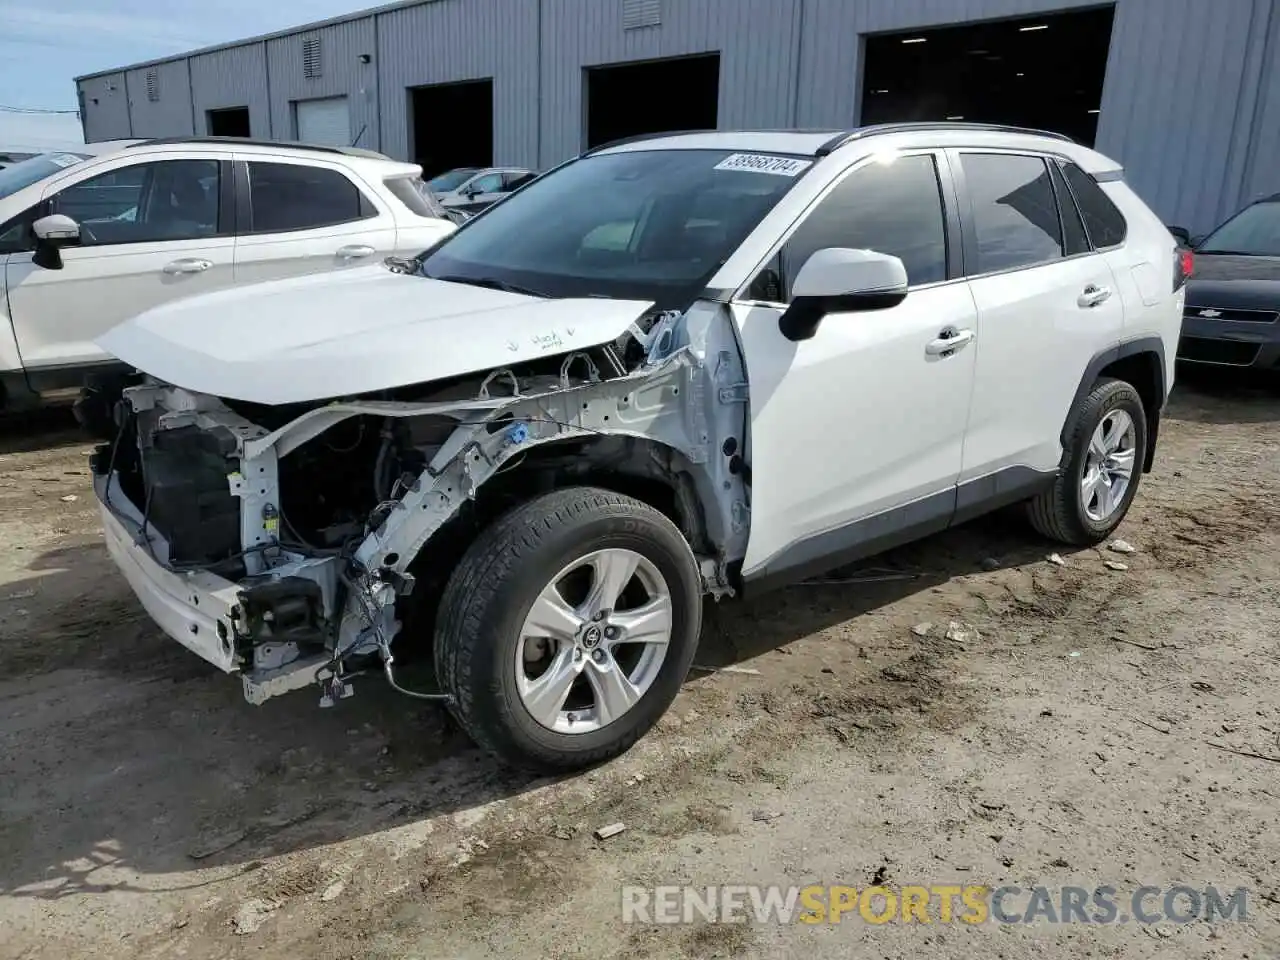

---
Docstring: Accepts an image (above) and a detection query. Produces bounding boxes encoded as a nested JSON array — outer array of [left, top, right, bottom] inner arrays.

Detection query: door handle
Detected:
[[925, 328, 976, 356], [337, 244, 376, 260], [1077, 284, 1113, 308], [162, 258, 213, 274]]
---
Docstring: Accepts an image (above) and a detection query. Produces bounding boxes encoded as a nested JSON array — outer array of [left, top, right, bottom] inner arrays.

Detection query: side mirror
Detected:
[[31, 213, 81, 270], [1168, 225, 1192, 246], [779, 248, 909, 342]]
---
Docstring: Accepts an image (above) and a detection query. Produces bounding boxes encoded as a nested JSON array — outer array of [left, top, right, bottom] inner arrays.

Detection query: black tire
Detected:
[[1027, 377, 1147, 545], [434, 486, 703, 772]]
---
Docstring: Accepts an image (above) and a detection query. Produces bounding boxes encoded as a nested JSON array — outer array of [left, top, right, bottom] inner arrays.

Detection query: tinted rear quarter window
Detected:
[[247, 162, 375, 233], [1061, 161, 1127, 248]]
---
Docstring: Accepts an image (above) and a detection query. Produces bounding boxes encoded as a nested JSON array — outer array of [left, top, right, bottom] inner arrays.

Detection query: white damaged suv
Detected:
[[88, 124, 1185, 771]]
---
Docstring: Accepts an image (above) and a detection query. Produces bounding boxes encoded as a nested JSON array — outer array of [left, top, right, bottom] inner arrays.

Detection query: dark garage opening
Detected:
[[861, 6, 1115, 146], [585, 53, 720, 149], [410, 79, 494, 179], [207, 106, 251, 137]]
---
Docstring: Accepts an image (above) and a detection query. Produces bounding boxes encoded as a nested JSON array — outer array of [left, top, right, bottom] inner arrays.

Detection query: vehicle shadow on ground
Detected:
[[0, 407, 87, 455], [0, 504, 1054, 901], [1167, 369, 1280, 424]]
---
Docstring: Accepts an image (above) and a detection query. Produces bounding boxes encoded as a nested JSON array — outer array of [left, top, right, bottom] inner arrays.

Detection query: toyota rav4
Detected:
[[85, 124, 1186, 771]]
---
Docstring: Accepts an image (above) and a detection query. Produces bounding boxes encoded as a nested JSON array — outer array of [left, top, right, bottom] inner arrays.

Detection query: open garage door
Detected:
[[295, 96, 351, 147], [207, 106, 250, 137], [410, 80, 494, 179], [861, 7, 1115, 146], [585, 53, 720, 149]]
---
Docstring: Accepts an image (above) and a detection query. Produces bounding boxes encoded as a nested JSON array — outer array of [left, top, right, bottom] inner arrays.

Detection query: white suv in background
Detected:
[[89, 124, 1184, 772], [0, 138, 455, 410]]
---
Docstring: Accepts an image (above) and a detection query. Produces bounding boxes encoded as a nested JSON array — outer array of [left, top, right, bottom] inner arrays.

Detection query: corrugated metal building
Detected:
[[75, 0, 1280, 232]]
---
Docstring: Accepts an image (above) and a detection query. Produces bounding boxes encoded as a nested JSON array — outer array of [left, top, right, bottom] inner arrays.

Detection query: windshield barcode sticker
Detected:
[[713, 153, 812, 177], [49, 154, 83, 168]]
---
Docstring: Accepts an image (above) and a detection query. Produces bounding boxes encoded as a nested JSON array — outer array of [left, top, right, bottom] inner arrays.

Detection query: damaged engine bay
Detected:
[[85, 301, 752, 707]]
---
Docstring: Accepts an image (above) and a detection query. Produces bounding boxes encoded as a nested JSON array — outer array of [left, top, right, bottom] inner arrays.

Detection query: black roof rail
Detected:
[[584, 127, 851, 156], [583, 129, 719, 155], [815, 122, 1075, 156], [126, 136, 390, 159]]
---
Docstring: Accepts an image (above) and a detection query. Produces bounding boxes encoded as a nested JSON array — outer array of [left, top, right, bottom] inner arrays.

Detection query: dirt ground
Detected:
[[2, 375, 1279, 960]]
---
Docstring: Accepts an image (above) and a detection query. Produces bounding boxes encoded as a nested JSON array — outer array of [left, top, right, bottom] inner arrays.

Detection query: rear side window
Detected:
[[961, 153, 1062, 274], [246, 162, 376, 233], [751, 153, 948, 301], [1060, 161, 1127, 248]]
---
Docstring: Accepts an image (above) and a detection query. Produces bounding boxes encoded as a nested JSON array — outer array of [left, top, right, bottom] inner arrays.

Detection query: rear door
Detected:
[[5, 155, 234, 371], [232, 157, 399, 284], [954, 150, 1124, 482]]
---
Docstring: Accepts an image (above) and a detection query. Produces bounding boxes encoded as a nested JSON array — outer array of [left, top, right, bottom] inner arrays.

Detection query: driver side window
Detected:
[[50, 160, 220, 247], [468, 173, 504, 194], [747, 153, 949, 303]]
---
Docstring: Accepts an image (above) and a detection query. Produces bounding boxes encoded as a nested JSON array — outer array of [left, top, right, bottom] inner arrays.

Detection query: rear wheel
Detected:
[[1027, 378, 1147, 545], [434, 487, 702, 771]]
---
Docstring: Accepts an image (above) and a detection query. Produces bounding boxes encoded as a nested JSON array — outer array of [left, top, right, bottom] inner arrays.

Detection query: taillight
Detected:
[[1175, 247, 1194, 290]]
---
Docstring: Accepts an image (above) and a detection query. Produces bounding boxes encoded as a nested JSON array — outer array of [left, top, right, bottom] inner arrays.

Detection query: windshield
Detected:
[[427, 168, 480, 192], [1198, 201, 1280, 256], [419, 148, 811, 309], [0, 152, 90, 201]]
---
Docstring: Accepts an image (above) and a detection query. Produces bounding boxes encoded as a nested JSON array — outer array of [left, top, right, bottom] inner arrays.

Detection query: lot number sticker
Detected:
[[713, 153, 812, 177]]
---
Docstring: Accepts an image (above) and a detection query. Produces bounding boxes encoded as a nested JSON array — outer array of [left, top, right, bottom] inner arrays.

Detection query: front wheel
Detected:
[[434, 487, 703, 771], [1027, 377, 1148, 545]]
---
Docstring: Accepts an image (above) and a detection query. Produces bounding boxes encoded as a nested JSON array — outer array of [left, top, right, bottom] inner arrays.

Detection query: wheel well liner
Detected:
[[397, 435, 710, 649], [1064, 337, 1166, 473]]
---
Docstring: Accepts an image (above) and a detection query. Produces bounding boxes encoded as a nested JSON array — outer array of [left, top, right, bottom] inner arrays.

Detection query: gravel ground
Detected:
[[1, 377, 1278, 960]]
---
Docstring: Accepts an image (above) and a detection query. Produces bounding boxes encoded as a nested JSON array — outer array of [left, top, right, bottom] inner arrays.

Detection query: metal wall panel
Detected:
[[1237, 1, 1280, 219], [189, 44, 273, 137], [1097, 0, 1271, 232], [539, 0, 802, 166], [124, 61, 194, 138], [266, 16, 380, 149], [376, 0, 540, 166], [77, 74, 132, 141]]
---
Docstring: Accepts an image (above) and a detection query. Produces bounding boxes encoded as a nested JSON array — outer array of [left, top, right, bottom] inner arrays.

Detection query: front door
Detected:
[[6, 157, 234, 371], [735, 152, 977, 583]]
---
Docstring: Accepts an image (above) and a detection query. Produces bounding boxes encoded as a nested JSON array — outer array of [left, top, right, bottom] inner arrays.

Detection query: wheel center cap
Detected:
[[582, 625, 603, 649]]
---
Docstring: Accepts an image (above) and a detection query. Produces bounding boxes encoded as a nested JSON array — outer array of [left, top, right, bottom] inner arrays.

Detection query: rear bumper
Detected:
[[97, 474, 242, 673], [1178, 315, 1280, 369]]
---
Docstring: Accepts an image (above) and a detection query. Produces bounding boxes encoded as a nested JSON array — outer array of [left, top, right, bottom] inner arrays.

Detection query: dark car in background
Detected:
[[1172, 196, 1280, 373]]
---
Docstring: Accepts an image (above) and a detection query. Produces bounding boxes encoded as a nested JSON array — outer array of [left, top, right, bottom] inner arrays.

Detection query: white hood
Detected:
[[97, 265, 654, 405]]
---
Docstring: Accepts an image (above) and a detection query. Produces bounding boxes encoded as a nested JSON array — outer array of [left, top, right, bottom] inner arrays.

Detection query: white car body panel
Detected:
[[734, 282, 979, 577], [97, 265, 655, 404], [6, 236, 237, 368], [961, 255, 1125, 479]]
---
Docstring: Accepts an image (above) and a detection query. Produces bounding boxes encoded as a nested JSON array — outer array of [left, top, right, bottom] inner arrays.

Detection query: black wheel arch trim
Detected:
[[1063, 336, 1167, 474]]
